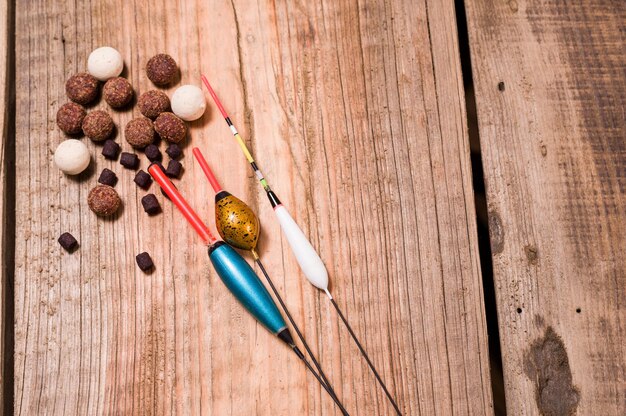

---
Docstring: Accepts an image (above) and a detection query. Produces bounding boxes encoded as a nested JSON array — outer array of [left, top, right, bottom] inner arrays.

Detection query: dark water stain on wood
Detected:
[[526, 1, 626, 258], [488, 211, 505, 254], [524, 244, 539, 265], [524, 327, 580, 416]]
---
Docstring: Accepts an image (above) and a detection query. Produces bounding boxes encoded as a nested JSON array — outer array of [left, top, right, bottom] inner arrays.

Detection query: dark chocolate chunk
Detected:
[[144, 144, 162, 162], [165, 159, 182, 178], [97, 168, 118, 187], [102, 140, 121, 160], [165, 143, 182, 160], [141, 194, 161, 215], [153, 161, 165, 172], [135, 252, 154, 272], [58, 232, 78, 252], [120, 152, 139, 169], [134, 170, 153, 189]]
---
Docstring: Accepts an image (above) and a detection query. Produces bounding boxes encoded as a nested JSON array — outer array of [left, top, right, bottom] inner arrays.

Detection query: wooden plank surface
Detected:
[[466, 0, 625, 415], [14, 0, 492, 414], [1, 0, 15, 412]]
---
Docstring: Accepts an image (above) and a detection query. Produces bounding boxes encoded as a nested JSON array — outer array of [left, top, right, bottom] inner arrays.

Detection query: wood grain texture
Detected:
[[15, 0, 491, 414], [465, 0, 625, 414], [1, 0, 15, 412]]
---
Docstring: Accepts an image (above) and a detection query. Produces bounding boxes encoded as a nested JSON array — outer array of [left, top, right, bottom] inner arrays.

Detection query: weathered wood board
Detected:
[[14, 0, 492, 414], [1, 0, 14, 412], [466, 0, 625, 415]]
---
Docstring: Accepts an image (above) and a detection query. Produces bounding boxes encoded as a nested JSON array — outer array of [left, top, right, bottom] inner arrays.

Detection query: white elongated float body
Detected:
[[273, 205, 329, 292]]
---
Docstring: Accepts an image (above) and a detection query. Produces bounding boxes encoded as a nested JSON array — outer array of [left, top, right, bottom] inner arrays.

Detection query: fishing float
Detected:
[[192, 147, 345, 410], [147, 164, 349, 414], [201, 75, 402, 415]]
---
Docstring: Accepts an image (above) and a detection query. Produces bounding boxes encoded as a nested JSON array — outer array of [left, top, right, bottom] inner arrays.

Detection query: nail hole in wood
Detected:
[[498, 81, 505, 91]]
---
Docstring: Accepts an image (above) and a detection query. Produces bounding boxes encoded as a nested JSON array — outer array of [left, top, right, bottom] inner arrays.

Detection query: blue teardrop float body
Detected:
[[209, 241, 287, 335]]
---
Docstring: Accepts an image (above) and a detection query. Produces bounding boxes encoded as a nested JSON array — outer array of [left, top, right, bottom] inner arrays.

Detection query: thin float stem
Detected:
[[253, 251, 349, 415], [328, 294, 402, 415], [292, 346, 349, 416]]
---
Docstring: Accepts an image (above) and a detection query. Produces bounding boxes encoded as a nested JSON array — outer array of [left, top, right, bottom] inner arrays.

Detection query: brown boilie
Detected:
[[82, 110, 114, 142], [103, 76, 134, 108], [125, 117, 155, 149], [87, 185, 122, 216], [154, 112, 186, 143], [146, 54, 178, 86], [56, 102, 86, 135], [138, 90, 170, 119], [65, 72, 99, 105]]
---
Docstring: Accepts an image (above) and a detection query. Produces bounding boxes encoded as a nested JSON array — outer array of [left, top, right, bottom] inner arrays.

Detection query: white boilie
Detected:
[[171, 85, 206, 121], [88, 46, 124, 81], [54, 139, 91, 175]]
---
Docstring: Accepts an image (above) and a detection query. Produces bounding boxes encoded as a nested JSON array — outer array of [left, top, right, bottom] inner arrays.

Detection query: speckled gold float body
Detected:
[[215, 191, 260, 251]]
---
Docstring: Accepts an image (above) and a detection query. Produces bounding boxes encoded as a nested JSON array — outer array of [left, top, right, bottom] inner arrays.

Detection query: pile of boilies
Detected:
[[54, 46, 207, 272]]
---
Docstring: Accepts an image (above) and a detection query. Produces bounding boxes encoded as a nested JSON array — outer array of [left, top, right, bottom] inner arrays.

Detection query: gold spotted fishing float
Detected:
[[201, 75, 402, 415], [192, 148, 349, 415]]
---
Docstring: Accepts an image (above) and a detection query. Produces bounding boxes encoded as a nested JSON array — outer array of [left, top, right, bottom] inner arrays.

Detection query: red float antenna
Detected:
[[192, 147, 222, 193], [148, 163, 216, 245]]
